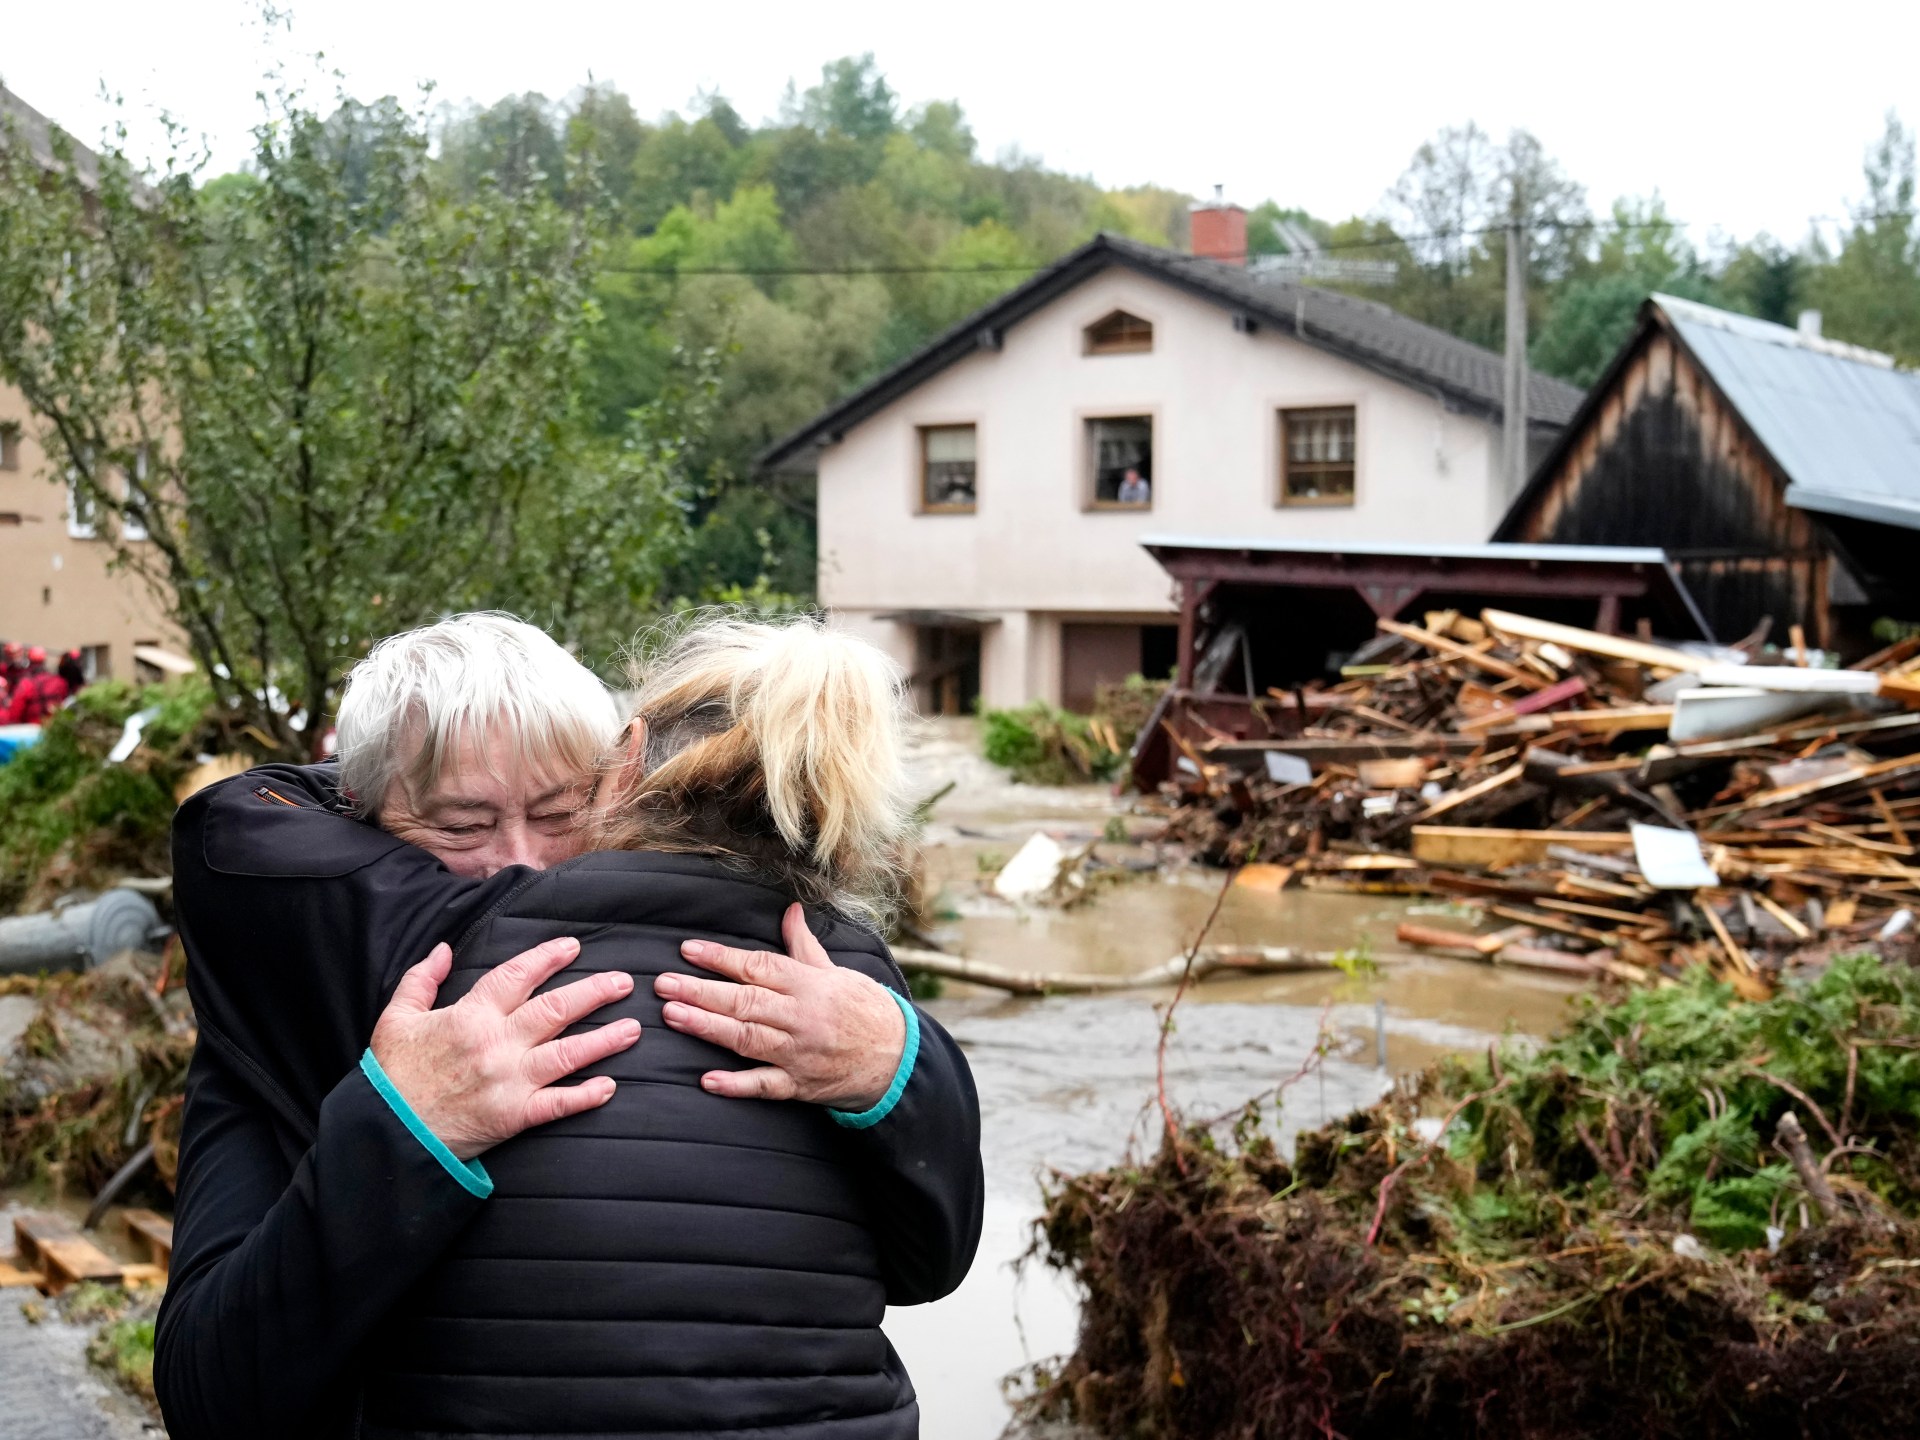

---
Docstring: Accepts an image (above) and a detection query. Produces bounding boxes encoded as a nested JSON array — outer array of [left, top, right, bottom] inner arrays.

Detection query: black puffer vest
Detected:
[[359, 851, 921, 1439]]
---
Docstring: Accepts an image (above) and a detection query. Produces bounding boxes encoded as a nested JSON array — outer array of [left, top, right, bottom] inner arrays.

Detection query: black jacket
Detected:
[[155, 764, 984, 1440]]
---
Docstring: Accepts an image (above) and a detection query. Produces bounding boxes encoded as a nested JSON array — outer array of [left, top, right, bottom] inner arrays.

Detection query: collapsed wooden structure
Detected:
[[1133, 536, 1714, 790], [1142, 603, 1920, 996]]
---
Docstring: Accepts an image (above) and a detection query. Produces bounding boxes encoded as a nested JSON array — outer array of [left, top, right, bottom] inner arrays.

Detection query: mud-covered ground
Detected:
[[885, 721, 1584, 1438]]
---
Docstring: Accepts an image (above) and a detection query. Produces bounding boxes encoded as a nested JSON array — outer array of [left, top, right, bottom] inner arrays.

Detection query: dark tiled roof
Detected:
[[760, 232, 1584, 470]]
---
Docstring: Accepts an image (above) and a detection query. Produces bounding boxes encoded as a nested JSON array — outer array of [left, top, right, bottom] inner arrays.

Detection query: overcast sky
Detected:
[[8, 0, 1917, 252]]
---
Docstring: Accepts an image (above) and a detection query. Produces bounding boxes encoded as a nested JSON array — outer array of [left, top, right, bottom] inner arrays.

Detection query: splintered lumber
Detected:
[[1376, 618, 1545, 689], [1357, 757, 1430, 789], [1457, 676, 1590, 729], [1407, 762, 1527, 825], [1722, 753, 1920, 820], [1481, 609, 1705, 673], [13, 1214, 121, 1295], [1412, 827, 1635, 870]]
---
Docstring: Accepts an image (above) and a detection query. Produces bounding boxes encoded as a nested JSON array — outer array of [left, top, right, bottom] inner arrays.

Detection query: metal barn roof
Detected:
[[1653, 294, 1920, 532]]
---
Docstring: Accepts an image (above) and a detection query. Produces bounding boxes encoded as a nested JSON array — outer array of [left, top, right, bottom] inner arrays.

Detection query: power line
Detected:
[[594, 209, 1908, 279]]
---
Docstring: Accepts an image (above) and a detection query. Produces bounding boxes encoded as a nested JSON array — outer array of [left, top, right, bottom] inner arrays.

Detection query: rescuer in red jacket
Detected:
[[3, 647, 71, 724]]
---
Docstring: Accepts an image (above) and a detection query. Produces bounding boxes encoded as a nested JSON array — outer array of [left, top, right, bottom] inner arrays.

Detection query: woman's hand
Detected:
[[370, 938, 641, 1160], [656, 904, 906, 1111]]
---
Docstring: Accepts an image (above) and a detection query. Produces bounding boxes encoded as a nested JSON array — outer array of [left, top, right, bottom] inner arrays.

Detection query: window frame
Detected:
[[122, 447, 150, 542], [66, 452, 99, 540], [1276, 404, 1360, 509], [915, 422, 979, 515], [1082, 308, 1156, 356], [1081, 408, 1159, 513], [0, 423, 19, 471]]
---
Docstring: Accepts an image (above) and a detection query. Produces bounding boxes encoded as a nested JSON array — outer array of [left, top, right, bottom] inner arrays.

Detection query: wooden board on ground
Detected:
[[123, 1208, 174, 1272], [0, 1260, 47, 1289], [1412, 826, 1636, 870], [14, 1212, 124, 1295]]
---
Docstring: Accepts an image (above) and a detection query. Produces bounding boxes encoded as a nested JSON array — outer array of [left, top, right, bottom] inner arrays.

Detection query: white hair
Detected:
[[335, 613, 621, 818]]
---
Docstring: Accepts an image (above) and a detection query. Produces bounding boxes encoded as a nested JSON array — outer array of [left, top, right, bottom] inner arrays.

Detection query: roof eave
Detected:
[[1784, 485, 1920, 534]]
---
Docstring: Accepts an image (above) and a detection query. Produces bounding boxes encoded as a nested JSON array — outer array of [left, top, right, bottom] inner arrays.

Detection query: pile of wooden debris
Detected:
[[1153, 610, 1920, 994]]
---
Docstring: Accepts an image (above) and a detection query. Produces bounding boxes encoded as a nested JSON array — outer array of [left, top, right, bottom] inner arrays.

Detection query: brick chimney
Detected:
[[1190, 185, 1247, 266]]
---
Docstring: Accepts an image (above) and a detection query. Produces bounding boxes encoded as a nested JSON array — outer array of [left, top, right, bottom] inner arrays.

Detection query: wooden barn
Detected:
[[1495, 295, 1920, 655]]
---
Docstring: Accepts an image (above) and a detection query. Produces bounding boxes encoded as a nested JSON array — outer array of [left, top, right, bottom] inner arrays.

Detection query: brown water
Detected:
[[885, 722, 1587, 1438]]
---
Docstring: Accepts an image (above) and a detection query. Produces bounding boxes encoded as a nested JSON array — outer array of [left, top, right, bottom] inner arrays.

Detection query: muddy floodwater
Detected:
[[883, 723, 1588, 1438]]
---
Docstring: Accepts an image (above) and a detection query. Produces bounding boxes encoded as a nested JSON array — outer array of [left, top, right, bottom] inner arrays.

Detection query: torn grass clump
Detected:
[[1027, 953, 1920, 1439], [982, 703, 1123, 785]]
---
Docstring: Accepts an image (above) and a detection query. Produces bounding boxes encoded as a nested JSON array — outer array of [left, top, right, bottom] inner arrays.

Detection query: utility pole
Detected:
[[1502, 218, 1530, 500]]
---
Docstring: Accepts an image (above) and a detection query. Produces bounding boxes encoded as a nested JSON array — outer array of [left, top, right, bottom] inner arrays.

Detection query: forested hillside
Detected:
[[429, 56, 1920, 602]]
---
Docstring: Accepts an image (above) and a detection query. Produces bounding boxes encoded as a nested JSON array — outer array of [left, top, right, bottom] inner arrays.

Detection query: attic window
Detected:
[[1084, 310, 1153, 356]]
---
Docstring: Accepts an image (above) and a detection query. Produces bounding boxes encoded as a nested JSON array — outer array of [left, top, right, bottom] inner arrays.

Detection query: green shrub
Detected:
[[0, 677, 218, 910], [981, 702, 1123, 785]]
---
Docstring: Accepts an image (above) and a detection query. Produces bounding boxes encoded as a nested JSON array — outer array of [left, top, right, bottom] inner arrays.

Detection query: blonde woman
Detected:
[[159, 614, 982, 1440]]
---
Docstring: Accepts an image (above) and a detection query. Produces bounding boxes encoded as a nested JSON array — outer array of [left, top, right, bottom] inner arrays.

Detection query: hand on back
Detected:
[[655, 903, 907, 1112], [370, 938, 640, 1161]]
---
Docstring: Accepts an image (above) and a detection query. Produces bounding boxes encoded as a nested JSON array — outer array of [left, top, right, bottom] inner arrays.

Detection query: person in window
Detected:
[[1117, 466, 1150, 505], [58, 650, 87, 698]]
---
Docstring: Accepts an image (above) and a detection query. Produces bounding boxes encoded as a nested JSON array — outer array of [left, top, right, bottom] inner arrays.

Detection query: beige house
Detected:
[[0, 85, 179, 682], [0, 379, 176, 681], [763, 217, 1583, 713]]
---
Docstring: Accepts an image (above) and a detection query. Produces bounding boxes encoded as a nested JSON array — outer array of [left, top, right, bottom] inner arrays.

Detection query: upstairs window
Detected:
[[1280, 407, 1356, 506], [122, 447, 150, 542], [0, 424, 18, 470], [67, 452, 98, 539], [1088, 415, 1153, 509], [920, 424, 977, 512], [1083, 310, 1153, 356]]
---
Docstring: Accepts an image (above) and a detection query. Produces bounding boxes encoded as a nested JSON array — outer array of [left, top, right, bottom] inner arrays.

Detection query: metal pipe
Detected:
[[0, 890, 165, 975]]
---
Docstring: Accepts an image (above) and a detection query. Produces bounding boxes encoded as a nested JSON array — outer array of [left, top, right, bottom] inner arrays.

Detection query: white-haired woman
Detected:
[[158, 613, 982, 1440]]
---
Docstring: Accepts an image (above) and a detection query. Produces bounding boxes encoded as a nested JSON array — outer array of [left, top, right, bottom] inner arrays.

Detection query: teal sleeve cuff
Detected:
[[359, 1048, 494, 1199], [830, 991, 921, 1131]]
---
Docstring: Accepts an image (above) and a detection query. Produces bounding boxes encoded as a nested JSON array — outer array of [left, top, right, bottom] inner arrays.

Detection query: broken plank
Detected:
[[1537, 897, 1664, 927], [1412, 827, 1635, 870], [1456, 676, 1590, 730], [1481, 609, 1704, 673], [1406, 762, 1527, 826], [1376, 618, 1546, 689]]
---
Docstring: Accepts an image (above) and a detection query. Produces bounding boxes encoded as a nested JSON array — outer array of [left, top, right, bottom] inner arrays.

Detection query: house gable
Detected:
[[1497, 308, 1836, 643], [761, 233, 1582, 473]]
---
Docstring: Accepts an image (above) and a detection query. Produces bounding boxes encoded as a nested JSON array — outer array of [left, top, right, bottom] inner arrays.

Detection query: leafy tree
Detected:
[[1717, 235, 1803, 325], [1530, 197, 1717, 385], [0, 88, 691, 752], [1804, 111, 1920, 361], [793, 55, 898, 145], [439, 92, 567, 199]]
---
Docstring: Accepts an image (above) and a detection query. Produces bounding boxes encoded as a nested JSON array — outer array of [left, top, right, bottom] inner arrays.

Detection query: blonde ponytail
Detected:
[[592, 613, 914, 927]]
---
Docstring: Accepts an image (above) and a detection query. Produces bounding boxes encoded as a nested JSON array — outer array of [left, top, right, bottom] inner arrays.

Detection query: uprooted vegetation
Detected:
[[1027, 952, 1920, 1439], [982, 676, 1167, 785], [0, 950, 194, 1195], [0, 677, 225, 912]]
